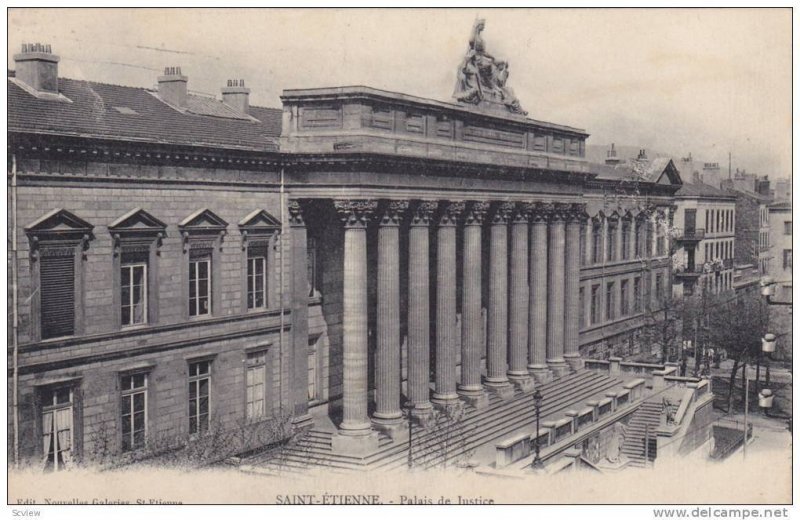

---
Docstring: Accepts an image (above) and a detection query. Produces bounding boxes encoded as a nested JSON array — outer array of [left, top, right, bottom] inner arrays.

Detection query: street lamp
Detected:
[[531, 389, 544, 470], [761, 276, 792, 306]]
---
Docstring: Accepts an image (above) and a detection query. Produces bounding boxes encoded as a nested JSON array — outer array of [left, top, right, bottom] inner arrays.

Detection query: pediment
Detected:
[[179, 208, 228, 232], [238, 209, 282, 233], [25, 208, 93, 238], [109, 208, 167, 235]]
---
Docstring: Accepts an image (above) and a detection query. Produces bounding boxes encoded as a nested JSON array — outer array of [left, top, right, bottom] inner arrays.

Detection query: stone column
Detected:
[[288, 200, 312, 429], [486, 201, 513, 392], [528, 204, 550, 383], [547, 204, 568, 377], [508, 203, 533, 390], [564, 204, 585, 371], [407, 201, 436, 413], [459, 201, 488, 400], [433, 200, 464, 404], [628, 217, 636, 260], [373, 200, 407, 427], [335, 199, 377, 436]]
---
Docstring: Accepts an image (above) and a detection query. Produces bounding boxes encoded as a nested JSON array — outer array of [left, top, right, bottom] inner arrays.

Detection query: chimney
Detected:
[[692, 171, 701, 184], [637, 149, 648, 161], [158, 66, 188, 108], [221, 79, 250, 114], [14, 43, 59, 93], [605, 143, 621, 165]]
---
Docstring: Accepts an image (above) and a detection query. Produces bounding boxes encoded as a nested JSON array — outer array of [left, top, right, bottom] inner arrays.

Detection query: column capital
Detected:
[[511, 202, 531, 224], [527, 202, 550, 224], [545, 202, 570, 223], [335, 199, 378, 229], [409, 200, 438, 227], [378, 200, 409, 227], [438, 200, 465, 227], [565, 203, 588, 224], [490, 201, 515, 225], [463, 201, 490, 226], [288, 199, 305, 226]]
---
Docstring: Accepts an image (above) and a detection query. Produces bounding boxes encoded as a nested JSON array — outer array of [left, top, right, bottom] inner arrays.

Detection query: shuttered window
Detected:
[[40, 252, 75, 339]]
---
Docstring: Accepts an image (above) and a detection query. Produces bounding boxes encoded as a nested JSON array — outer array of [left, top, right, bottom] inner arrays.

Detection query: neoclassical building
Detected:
[[8, 35, 682, 470]]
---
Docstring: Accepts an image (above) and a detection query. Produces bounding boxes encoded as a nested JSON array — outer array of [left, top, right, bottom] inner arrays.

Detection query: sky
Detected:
[[7, 8, 792, 179]]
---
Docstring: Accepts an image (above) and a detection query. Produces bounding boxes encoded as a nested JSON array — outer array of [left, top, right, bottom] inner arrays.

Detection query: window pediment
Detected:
[[109, 208, 167, 255], [239, 209, 281, 249], [179, 209, 228, 252], [25, 209, 94, 259]]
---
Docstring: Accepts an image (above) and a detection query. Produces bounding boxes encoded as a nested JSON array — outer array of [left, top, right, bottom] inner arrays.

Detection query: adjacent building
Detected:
[[671, 182, 736, 297], [768, 200, 792, 299], [721, 185, 773, 276]]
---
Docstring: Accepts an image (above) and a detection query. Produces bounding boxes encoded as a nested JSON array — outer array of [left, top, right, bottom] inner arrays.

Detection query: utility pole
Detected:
[[743, 376, 749, 461]]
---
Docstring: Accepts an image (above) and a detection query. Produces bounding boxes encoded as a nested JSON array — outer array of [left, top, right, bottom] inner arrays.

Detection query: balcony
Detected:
[[673, 228, 706, 243], [673, 264, 703, 279]]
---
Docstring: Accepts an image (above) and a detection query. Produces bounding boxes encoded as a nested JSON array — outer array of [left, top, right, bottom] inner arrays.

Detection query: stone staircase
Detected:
[[242, 369, 622, 476], [620, 400, 662, 468]]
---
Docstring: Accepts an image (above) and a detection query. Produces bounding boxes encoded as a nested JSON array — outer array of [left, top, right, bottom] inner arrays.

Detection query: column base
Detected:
[[508, 374, 536, 393], [372, 415, 408, 440], [331, 430, 381, 456], [337, 419, 373, 437], [547, 359, 570, 379], [372, 411, 404, 428], [431, 392, 459, 406], [484, 380, 515, 400], [458, 387, 490, 409], [564, 354, 584, 372], [528, 364, 553, 384]]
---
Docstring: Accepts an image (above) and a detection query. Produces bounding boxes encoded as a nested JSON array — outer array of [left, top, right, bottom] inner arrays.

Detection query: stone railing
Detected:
[[493, 377, 646, 469], [585, 357, 668, 388]]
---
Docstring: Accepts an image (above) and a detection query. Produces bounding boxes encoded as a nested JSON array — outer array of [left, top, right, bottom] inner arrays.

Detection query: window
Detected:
[[308, 237, 319, 297], [188, 360, 211, 435], [41, 386, 73, 472], [621, 220, 630, 260], [655, 273, 664, 302], [27, 209, 93, 342], [635, 219, 645, 258], [120, 373, 147, 451], [620, 279, 629, 316], [121, 256, 147, 327], [579, 225, 586, 266], [590, 284, 600, 325], [646, 220, 655, 257], [783, 250, 792, 271], [579, 287, 585, 328], [705, 210, 710, 232], [592, 221, 602, 264], [40, 251, 76, 339], [189, 251, 212, 317], [606, 282, 615, 321], [246, 352, 267, 421], [784, 221, 792, 235], [656, 223, 665, 256], [246, 245, 268, 310], [606, 220, 617, 262], [633, 276, 642, 313]]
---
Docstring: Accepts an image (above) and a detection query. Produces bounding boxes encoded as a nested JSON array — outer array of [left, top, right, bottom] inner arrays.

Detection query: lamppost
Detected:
[[531, 389, 544, 470], [761, 276, 793, 306]]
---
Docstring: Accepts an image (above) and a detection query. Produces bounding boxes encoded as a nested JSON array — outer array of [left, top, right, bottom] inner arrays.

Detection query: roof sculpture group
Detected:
[[453, 19, 528, 116]]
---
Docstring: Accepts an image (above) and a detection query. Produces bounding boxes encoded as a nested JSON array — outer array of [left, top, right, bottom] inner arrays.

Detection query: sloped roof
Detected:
[[8, 74, 282, 152], [675, 182, 734, 199], [587, 157, 682, 186]]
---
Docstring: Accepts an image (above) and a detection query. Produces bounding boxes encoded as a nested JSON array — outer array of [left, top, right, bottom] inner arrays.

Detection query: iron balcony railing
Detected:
[[674, 228, 706, 241]]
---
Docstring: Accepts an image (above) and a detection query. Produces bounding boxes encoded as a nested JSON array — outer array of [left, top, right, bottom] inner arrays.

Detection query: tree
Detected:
[[704, 291, 769, 412]]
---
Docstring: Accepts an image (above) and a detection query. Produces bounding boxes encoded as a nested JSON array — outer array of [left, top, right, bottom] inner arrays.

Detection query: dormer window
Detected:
[[239, 209, 281, 311], [109, 208, 166, 329], [179, 209, 228, 319], [25, 209, 93, 341]]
